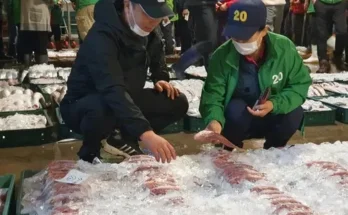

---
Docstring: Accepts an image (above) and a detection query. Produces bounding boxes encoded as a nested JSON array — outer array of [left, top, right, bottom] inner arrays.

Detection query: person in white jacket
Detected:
[[262, 0, 286, 34]]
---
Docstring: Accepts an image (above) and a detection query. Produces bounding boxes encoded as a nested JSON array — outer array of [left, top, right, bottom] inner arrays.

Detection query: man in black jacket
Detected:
[[60, 0, 189, 163]]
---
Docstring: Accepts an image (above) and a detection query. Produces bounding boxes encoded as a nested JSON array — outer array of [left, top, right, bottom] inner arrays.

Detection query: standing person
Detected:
[[183, 0, 218, 67], [161, 0, 178, 55], [262, 0, 286, 33], [0, 0, 13, 60], [60, 0, 189, 163], [216, 0, 236, 45], [291, 0, 306, 46], [200, 0, 311, 150], [175, 0, 192, 53], [7, 0, 20, 58], [49, 1, 63, 51], [74, 0, 99, 41], [314, 0, 347, 73], [19, 0, 54, 65], [303, 0, 318, 63]]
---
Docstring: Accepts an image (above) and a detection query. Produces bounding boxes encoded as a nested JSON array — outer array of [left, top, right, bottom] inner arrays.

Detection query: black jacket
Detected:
[[64, 0, 168, 138]]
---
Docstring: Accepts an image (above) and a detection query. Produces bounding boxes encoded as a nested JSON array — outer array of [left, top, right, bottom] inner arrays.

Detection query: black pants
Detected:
[[314, 0, 347, 60], [189, 5, 217, 66], [18, 31, 49, 55], [292, 13, 305, 46], [174, 15, 192, 54], [222, 99, 303, 149], [307, 13, 317, 46], [49, 24, 61, 42], [284, 10, 292, 39], [60, 89, 189, 158], [160, 22, 175, 55]]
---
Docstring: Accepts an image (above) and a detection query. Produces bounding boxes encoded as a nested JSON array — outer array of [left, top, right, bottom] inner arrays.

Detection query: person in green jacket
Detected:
[[199, 0, 311, 150], [160, 0, 178, 55]]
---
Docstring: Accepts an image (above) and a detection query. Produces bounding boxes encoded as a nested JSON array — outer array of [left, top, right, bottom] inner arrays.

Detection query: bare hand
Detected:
[[205, 120, 222, 144], [140, 131, 177, 163], [247, 101, 274, 117], [219, 3, 228, 11], [155, 80, 180, 100]]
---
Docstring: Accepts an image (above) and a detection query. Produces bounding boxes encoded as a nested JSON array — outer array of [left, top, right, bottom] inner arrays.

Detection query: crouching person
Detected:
[[199, 0, 311, 150], [60, 0, 188, 163]]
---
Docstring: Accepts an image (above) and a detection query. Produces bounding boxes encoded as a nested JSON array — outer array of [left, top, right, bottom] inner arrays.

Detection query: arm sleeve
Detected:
[[199, 50, 227, 128], [87, 28, 152, 138], [269, 40, 312, 114], [148, 28, 170, 83]]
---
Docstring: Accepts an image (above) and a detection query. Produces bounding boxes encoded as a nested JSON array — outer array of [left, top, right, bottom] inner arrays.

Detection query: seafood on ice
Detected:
[[41, 84, 66, 94], [310, 72, 348, 82], [0, 188, 8, 214], [319, 82, 348, 95], [48, 50, 77, 58], [30, 78, 65, 85], [27, 64, 56, 78], [20, 141, 348, 215], [57, 68, 71, 82], [0, 114, 47, 131], [184, 66, 207, 78], [301, 100, 332, 111], [23, 64, 71, 84], [194, 130, 241, 149], [307, 84, 327, 97], [0, 69, 19, 86], [0, 88, 44, 111], [319, 96, 348, 108], [50, 85, 67, 104]]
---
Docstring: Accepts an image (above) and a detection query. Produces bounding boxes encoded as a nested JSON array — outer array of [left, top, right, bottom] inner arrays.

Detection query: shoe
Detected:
[[332, 57, 348, 71], [316, 60, 331, 73], [303, 45, 319, 63], [92, 157, 103, 164], [102, 130, 143, 158]]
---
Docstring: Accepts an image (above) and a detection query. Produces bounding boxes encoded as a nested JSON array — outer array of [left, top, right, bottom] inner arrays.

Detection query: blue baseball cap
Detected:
[[223, 0, 266, 41]]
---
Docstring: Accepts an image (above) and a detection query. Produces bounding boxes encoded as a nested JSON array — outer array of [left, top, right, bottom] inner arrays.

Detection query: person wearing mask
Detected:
[[73, 0, 99, 41], [199, 0, 311, 150], [60, 0, 189, 164]]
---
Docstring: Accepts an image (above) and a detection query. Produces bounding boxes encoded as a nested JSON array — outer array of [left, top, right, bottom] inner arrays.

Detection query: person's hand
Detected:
[[219, 3, 228, 11], [155, 80, 180, 100], [182, 9, 190, 17], [205, 120, 222, 144], [140, 131, 177, 163], [215, 2, 222, 10], [247, 101, 274, 117]]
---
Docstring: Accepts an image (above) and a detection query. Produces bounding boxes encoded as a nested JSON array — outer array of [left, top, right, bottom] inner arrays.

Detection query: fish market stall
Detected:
[[0, 174, 15, 215], [17, 142, 348, 215]]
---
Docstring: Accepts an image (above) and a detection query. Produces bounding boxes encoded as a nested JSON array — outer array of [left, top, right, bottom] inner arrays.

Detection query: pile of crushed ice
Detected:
[[310, 72, 348, 82], [22, 142, 348, 215], [302, 100, 332, 111], [0, 87, 43, 111], [48, 50, 77, 58], [0, 114, 47, 131], [21, 64, 71, 84], [185, 66, 207, 78], [320, 96, 348, 108], [144, 80, 204, 117]]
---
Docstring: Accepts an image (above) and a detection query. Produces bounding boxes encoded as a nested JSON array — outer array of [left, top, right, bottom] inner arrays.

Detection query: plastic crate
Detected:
[[159, 119, 184, 134], [0, 174, 15, 215], [303, 109, 336, 126], [55, 107, 83, 140], [16, 170, 38, 215], [0, 109, 54, 148], [184, 116, 205, 132], [317, 97, 348, 124]]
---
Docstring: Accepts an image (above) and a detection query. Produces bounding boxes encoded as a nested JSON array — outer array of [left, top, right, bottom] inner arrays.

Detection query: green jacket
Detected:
[[307, 1, 315, 13], [75, 0, 99, 11], [319, 0, 342, 4], [167, 0, 178, 21], [200, 32, 311, 129]]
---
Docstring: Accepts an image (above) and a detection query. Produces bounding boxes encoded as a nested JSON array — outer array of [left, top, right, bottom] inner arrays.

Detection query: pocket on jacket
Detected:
[[29, 8, 43, 23]]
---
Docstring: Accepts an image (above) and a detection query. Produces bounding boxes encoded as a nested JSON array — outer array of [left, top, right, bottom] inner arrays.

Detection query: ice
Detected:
[[302, 100, 331, 111], [0, 114, 47, 131], [184, 66, 207, 78], [310, 72, 348, 82], [320, 96, 348, 108]]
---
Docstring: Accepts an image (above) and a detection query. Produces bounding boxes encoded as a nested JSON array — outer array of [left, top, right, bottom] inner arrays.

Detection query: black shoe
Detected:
[[332, 57, 347, 71], [102, 131, 143, 158], [316, 60, 331, 73]]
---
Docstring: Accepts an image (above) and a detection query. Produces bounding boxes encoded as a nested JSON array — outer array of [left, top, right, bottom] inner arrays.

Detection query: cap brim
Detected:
[[140, 3, 174, 19], [222, 25, 258, 41]]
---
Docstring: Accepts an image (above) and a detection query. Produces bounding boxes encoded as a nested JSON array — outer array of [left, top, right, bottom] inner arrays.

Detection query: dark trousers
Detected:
[[174, 16, 192, 54], [292, 13, 305, 46], [306, 13, 317, 46], [189, 5, 217, 66], [160, 22, 175, 55], [18, 31, 49, 55], [49, 24, 61, 42], [8, 23, 18, 57], [222, 99, 303, 149], [314, 0, 347, 60], [284, 10, 293, 39], [60, 89, 188, 158], [217, 11, 228, 46]]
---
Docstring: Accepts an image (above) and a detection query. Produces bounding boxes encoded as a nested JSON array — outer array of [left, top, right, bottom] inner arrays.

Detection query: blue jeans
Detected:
[[222, 98, 303, 149]]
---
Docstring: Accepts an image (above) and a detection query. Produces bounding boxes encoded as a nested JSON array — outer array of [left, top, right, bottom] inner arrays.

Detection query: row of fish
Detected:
[[20, 142, 348, 215], [320, 82, 348, 95], [47, 50, 77, 58], [310, 72, 348, 82], [23, 64, 71, 82], [0, 113, 47, 131], [307, 84, 327, 97], [184, 66, 207, 78], [320, 96, 348, 108], [0, 87, 44, 111], [301, 100, 332, 111]]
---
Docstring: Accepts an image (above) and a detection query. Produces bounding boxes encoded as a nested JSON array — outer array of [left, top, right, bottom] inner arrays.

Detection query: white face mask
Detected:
[[127, 3, 150, 37], [232, 40, 259, 55]]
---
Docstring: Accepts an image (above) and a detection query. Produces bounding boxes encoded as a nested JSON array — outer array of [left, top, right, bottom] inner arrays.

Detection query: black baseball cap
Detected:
[[223, 0, 266, 40], [130, 0, 174, 19]]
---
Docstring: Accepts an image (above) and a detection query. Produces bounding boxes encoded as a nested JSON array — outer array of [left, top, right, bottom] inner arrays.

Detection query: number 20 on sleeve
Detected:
[[233, 10, 248, 22]]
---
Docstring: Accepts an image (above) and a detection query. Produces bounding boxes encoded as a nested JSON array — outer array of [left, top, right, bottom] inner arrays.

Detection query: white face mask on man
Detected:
[[232, 33, 262, 55], [127, 3, 150, 37]]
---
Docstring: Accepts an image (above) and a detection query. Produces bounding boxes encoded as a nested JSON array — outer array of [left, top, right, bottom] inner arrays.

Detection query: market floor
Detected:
[[1, 122, 348, 184]]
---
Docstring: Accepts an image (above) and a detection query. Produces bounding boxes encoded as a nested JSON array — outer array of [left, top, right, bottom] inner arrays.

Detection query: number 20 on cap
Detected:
[[234, 10, 248, 22]]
